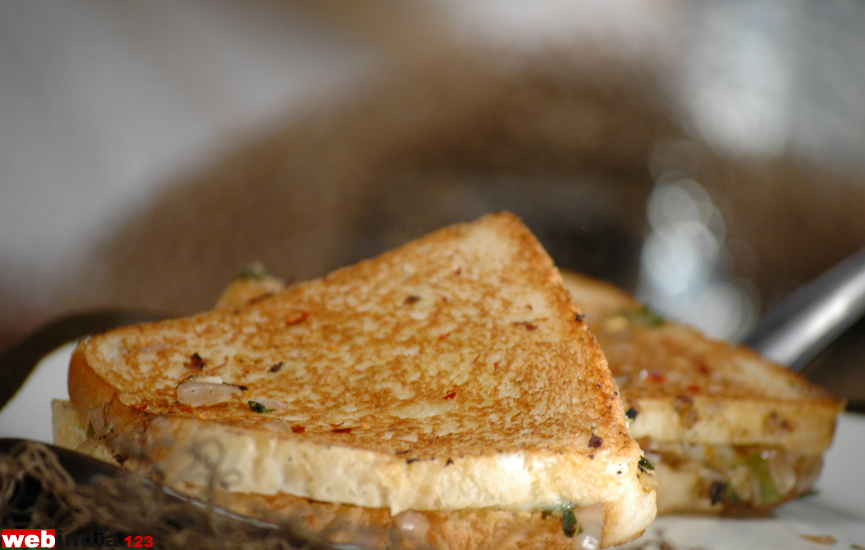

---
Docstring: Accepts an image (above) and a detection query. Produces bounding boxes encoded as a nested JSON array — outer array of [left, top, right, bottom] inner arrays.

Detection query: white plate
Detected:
[[2, 343, 863, 548]]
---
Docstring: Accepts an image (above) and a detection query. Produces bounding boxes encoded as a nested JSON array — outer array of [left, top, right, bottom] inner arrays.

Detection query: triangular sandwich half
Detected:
[[562, 271, 845, 515], [65, 213, 657, 549]]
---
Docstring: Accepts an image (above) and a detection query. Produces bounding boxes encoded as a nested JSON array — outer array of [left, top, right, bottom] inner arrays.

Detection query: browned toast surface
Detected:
[[73, 214, 630, 459]]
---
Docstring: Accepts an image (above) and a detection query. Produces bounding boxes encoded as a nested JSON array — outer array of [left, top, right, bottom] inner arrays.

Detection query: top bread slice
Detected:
[[561, 271, 844, 453], [68, 213, 656, 547]]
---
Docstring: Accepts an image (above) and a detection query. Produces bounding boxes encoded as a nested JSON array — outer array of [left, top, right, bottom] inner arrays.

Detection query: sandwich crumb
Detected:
[[800, 535, 837, 545]]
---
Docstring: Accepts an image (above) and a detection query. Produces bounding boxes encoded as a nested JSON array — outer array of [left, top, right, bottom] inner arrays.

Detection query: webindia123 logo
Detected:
[[2, 529, 153, 548]]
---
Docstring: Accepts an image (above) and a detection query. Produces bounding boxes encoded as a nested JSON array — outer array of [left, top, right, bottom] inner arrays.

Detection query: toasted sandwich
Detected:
[[561, 272, 845, 515], [59, 213, 657, 549]]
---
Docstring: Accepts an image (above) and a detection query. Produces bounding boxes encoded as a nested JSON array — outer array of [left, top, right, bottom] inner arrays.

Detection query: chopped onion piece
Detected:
[[137, 343, 171, 354], [253, 398, 289, 410], [181, 375, 224, 385], [177, 382, 241, 407], [573, 503, 604, 550], [394, 511, 430, 537], [87, 404, 107, 436]]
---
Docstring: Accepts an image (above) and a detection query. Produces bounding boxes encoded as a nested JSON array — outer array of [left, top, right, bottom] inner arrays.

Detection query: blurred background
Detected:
[[1, 0, 863, 408]]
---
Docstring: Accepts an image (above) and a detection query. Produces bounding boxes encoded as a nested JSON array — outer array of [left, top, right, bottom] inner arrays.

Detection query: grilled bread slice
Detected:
[[66, 213, 657, 549], [561, 271, 845, 515]]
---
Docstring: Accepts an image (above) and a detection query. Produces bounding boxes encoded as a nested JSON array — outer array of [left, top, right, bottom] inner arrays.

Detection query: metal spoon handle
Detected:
[[743, 246, 865, 371]]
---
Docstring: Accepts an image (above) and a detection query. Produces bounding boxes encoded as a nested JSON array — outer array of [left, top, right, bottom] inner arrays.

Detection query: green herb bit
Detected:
[[621, 306, 666, 327], [560, 504, 579, 538], [638, 455, 655, 472], [238, 261, 269, 281], [745, 453, 782, 505], [709, 481, 741, 505], [727, 484, 740, 504], [248, 400, 272, 413], [85, 421, 96, 439]]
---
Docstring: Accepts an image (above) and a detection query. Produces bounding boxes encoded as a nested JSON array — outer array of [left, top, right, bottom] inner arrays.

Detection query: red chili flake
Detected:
[[186, 353, 206, 370], [588, 434, 603, 448], [131, 403, 147, 411], [646, 371, 667, 383], [443, 390, 457, 400], [697, 361, 711, 375], [493, 361, 500, 369], [454, 267, 462, 275], [292, 425, 306, 434], [178, 405, 193, 414], [439, 332, 451, 340], [286, 311, 310, 326], [686, 384, 703, 393], [404, 295, 421, 305], [524, 323, 537, 331], [332, 427, 352, 434]]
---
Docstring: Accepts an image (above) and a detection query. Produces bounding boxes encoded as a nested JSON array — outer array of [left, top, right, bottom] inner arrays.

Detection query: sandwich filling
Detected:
[[639, 439, 823, 513]]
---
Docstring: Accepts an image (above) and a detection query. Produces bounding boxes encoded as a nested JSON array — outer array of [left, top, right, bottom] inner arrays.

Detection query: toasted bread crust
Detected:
[[68, 213, 656, 546], [68, 346, 118, 427]]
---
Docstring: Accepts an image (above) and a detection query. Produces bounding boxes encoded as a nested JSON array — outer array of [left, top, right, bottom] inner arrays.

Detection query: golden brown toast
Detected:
[[66, 213, 657, 548], [561, 271, 845, 514]]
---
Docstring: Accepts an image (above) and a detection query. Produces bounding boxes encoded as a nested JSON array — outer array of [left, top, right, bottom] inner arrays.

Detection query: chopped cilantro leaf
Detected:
[[248, 400, 272, 413], [621, 306, 666, 327]]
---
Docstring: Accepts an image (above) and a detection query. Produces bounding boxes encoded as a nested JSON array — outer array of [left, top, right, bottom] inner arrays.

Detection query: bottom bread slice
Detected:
[[225, 492, 639, 550]]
